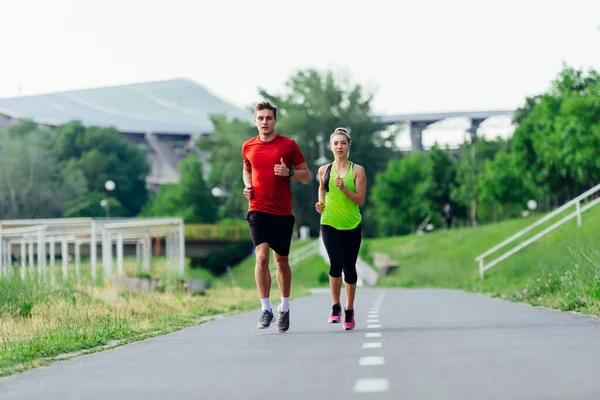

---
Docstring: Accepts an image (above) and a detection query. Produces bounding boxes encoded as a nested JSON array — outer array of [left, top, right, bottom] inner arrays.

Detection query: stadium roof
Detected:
[[0, 78, 251, 135]]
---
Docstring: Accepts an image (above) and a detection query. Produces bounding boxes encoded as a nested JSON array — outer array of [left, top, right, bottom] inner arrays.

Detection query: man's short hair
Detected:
[[254, 101, 277, 119]]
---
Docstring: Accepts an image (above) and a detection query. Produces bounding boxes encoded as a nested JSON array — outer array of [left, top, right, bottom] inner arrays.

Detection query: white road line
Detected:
[[367, 319, 379, 323], [362, 342, 382, 349], [354, 378, 390, 393], [368, 324, 382, 329], [365, 332, 382, 338], [359, 356, 385, 366]]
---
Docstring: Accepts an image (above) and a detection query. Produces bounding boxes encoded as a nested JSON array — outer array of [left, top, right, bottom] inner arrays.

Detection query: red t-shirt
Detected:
[[242, 134, 306, 216]]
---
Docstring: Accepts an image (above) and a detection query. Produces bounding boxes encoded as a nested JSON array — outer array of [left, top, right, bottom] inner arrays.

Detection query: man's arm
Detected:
[[242, 162, 253, 200], [288, 141, 311, 183], [291, 161, 310, 183], [243, 163, 252, 187]]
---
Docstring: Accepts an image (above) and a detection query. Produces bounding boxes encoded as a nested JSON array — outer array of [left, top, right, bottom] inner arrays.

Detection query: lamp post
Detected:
[[100, 199, 110, 218], [101, 180, 116, 218], [315, 134, 329, 167], [211, 186, 228, 218], [314, 134, 329, 186]]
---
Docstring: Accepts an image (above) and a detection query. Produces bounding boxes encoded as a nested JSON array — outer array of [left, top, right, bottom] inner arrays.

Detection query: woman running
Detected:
[[315, 127, 367, 330]]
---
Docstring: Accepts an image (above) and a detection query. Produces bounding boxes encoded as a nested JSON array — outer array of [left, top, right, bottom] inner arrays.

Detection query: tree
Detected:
[[198, 115, 255, 220], [177, 153, 218, 223], [50, 121, 150, 216], [451, 137, 510, 225], [0, 121, 65, 218], [371, 152, 430, 235], [511, 65, 600, 201], [0, 121, 102, 219], [140, 153, 218, 223], [259, 68, 398, 236], [478, 151, 535, 219], [422, 144, 458, 226]]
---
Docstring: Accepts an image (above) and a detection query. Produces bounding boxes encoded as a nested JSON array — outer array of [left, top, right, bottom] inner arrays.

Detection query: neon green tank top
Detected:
[[321, 162, 362, 230]]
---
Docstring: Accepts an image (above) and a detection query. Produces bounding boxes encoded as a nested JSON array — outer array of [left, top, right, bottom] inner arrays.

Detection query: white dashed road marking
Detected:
[[359, 356, 385, 366], [362, 342, 382, 349], [354, 378, 390, 393], [354, 293, 389, 394]]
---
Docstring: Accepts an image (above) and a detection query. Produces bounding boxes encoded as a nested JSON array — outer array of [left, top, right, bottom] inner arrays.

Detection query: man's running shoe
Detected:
[[277, 307, 290, 333], [328, 303, 342, 323], [343, 309, 355, 330], [257, 309, 274, 329]]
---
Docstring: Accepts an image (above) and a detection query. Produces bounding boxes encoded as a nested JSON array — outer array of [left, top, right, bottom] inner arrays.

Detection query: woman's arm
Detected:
[[340, 164, 366, 207]]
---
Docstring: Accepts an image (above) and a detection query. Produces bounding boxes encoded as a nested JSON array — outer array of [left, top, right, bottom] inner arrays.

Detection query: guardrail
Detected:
[[475, 183, 600, 279]]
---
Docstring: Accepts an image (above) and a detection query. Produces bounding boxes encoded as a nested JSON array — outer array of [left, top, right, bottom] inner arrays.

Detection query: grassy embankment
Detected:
[[0, 256, 263, 377], [365, 204, 600, 314]]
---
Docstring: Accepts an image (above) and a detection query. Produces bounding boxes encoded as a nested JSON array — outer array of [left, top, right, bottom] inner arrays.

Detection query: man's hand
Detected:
[[274, 158, 290, 177], [335, 174, 345, 190], [243, 184, 254, 200]]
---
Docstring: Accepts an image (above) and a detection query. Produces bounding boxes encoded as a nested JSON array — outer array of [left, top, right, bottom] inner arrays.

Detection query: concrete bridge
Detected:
[[378, 110, 515, 151]]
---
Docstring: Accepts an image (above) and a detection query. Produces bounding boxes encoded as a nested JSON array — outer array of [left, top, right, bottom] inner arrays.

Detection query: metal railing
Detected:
[[475, 183, 600, 279], [0, 217, 186, 281]]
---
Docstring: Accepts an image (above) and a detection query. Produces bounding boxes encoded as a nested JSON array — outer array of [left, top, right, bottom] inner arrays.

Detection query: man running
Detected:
[[242, 101, 310, 333]]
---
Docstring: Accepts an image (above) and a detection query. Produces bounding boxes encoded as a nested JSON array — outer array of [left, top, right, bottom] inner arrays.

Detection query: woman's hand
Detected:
[[315, 200, 324, 213]]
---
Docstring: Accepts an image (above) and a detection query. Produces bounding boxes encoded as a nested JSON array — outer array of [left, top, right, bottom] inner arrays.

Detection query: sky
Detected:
[[1, 0, 599, 147]]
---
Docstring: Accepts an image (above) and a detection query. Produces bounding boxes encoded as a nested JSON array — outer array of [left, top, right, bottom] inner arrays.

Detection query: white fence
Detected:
[[476, 183, 600, 279], [0, 217, 185, 282]]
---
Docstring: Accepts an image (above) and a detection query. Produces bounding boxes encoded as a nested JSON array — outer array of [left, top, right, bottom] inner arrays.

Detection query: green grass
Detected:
[[366, 203, 600, 315], [0, 263, 260, 377]]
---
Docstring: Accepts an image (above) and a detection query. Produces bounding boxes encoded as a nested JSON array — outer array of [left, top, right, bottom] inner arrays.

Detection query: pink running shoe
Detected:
[[328, 303, 342, 323], [343, 309, 355, 330]]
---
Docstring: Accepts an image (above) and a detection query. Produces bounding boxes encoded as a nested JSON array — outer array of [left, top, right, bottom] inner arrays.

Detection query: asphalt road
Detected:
[[2, 288, 600, 399]]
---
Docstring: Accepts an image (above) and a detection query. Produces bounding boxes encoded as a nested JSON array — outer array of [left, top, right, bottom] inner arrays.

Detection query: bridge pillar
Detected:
[[409, 121, 428, 152], [467, 118, 485, 143]]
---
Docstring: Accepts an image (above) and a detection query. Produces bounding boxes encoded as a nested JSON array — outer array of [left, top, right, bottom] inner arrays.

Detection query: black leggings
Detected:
[[321, 224, 362, 285]]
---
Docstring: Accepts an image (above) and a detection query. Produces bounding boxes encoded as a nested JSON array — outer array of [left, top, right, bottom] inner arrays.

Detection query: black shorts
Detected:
[[246, 211, 295, 256]]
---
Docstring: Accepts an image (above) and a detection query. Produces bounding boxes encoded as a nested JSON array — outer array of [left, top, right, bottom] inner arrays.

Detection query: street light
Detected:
[[105, 180, 116, 191], [211, 187, 225, 198], [101, 180, 116, 218], [314, 134, 329, 167], [100, 199, 110, 218]]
